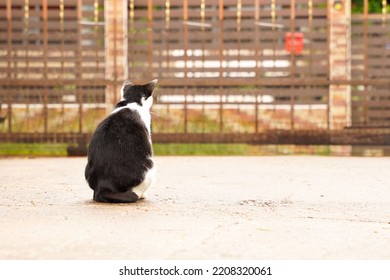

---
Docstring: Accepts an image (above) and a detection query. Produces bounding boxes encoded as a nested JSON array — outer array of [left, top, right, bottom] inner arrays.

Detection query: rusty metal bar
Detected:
[[381, 0, 387, 83], [0, 127, 390, 145], [60, 0, 65, 77], [4, 130, 390, 146], [218, 0, 224, 133], [0, 79, 107, 87], [183, 0, 188, 133], [165, 0, 171, 80], [308, 0, 313, 115], [148, 0, 153, 78], [111, 0, 118, 104], [326, 0, 331, 130], [201, 0, 206, 132], [129, 0, 134, 77], [271, 0, 276, 65], [42, 0, 48, 134], [4, 78, 390, 88], [77, 0, 83, 134], [165, 0, 170, 30], [363, 0, 368, 126], [6, 0, 12, 134], [24, 0, 30, 77], [94, 0, 100, 78], [237, 0, 242, 63], [289, 0, 296, 130], [254, 0, 260, 133], [59, 0, 65, 141]]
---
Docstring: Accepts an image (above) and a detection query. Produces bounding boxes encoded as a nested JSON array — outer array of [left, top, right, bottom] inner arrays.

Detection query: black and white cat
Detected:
[[85, 79, 157, 203]]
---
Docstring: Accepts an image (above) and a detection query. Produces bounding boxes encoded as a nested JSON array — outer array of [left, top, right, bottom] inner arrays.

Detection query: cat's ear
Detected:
[[121, 80, 133, 100], [123, 80, 133, 86], [144, 79, 158, 95]]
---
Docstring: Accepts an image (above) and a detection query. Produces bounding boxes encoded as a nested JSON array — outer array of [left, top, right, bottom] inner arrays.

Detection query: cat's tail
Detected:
[[94, 189, 139, 203], [93, 180, 139, 203]]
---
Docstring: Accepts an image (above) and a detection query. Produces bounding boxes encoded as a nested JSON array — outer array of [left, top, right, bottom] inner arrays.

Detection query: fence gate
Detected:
[[351, 11, 390, 128], [1, 0, 390, 146], [128, 0, 330, 143], [0, 0, 106, 144]]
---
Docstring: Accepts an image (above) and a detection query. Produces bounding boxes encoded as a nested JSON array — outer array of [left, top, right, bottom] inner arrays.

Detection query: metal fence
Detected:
[[143, 0, 329, 135], [351, 13, 390, 127], [0, 0, 390, 146]]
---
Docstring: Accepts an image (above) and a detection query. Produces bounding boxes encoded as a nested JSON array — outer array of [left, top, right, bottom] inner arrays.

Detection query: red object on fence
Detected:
[[285, 32, 304, 55]]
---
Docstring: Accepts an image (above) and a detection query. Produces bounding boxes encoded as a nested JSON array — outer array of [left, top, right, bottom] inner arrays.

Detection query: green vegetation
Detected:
[[352, 0, 390, 14], [0, 143, 68, 157], [154, 144, 333, 156], [0, 143, 336, 157], [1, 143, 388, 157], [153, 144, 252, 156]]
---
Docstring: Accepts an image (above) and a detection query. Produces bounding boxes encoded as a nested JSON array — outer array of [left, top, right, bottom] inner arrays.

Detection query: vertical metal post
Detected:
[[148, 0, 153, 78], [381, 0, 387, 115], [237, 0, 242, 63], [165, 0, 170, 133], [308, 0, 313, 114], [165, 0, 170, 77], [201, 0, 205, 133], [363, 0, 368, 126], [77, 0, 83, 134], [123, 0, 128, 80], [24, 0, 30, 77], [289, 0, 296, 130], [165, 0, 171, 69], [183, 0, 188, 133], [6, 0, 12, 135], [129, 0, 134, 78], [326, 0, 331, 129], [254, 0, 260, 133], [112, 0, 118, 103], [271, 0, 276, 66], [42, 0, 48, 134], [94, 0, 100, 77], [60, 0, 65, 141], [60, 0, 64, 79], [24, 0, 30, 134], [218, 0, 224, 133]]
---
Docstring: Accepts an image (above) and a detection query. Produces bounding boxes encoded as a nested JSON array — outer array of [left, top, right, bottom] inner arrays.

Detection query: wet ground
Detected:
[[0, 156, 389, 259]]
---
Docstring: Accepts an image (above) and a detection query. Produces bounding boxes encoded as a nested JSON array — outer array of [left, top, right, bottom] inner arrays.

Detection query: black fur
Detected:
[[85, 80, 156, 203], [121, 82, 155, 105]]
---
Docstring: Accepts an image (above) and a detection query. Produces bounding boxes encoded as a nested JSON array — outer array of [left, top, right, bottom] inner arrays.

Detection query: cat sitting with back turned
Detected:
[[85, 79, 157, 203]]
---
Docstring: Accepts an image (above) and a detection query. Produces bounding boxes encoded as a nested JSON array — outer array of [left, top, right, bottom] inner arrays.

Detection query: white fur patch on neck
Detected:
[[111, 102, 151, 135]]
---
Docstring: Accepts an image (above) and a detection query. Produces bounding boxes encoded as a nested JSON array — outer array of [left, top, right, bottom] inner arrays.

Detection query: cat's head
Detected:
[[120, 79, 157, 109]]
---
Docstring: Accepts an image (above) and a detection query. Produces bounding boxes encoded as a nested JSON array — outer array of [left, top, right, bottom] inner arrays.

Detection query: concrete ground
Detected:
[[0, 156, 389, 259]]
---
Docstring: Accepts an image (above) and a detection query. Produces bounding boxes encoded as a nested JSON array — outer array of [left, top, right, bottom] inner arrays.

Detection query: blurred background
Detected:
[[0, 0, 389, 156]]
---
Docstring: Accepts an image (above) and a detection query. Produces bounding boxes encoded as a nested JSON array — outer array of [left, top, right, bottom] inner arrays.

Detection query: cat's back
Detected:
[[88, 107, 152, 161]]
